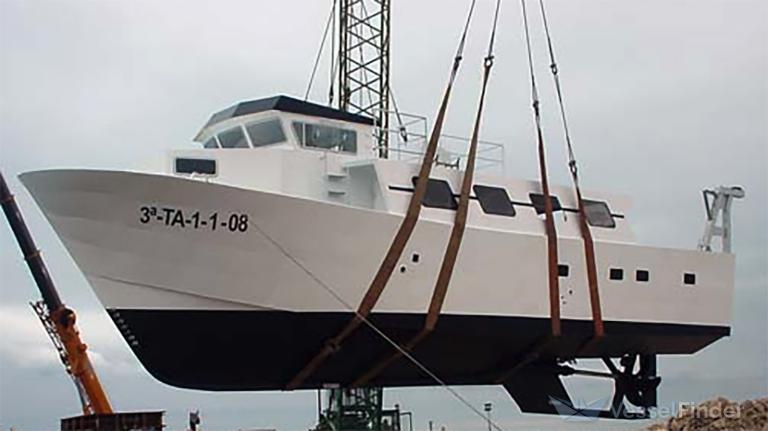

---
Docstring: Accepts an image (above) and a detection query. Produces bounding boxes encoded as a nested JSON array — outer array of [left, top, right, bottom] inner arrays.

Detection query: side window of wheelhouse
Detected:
[[473, 185, 516, 217], [293, 122, 357, 153], [411, 177, 458, 210], [246, 119, 286, 147], [583, 199, 616, 228], [217, 126, 249, 148], [529, 193, 562, 215]]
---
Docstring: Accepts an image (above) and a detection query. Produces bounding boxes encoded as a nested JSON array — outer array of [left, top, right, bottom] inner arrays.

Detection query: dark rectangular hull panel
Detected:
[[108, 309, 729, 391]]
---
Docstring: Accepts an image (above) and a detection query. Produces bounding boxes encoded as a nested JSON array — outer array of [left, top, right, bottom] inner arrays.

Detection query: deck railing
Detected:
[[372, 110, 505, 175]]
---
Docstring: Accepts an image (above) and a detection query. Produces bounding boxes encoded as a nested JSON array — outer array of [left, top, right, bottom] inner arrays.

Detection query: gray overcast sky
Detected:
[[1, 0, 766, 430]]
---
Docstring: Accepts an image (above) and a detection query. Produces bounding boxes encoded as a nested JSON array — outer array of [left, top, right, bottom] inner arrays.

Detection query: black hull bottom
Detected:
[[108, 309, 728, 391]]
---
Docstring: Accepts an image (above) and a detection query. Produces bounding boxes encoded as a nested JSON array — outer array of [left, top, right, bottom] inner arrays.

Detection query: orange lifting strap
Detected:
[[536, 116, 562, 337], [493, 0, 562, 384], [285, 1, 479, 390], [537, 0, 604, 339], [496, 0, 604, 384], [353, 5, 502, 386], [520, 0, 561, 338]]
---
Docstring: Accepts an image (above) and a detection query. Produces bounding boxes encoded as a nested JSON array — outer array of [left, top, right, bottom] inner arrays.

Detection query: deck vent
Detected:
[[684, 273, 696, 285], [558, 264, 570, 277]]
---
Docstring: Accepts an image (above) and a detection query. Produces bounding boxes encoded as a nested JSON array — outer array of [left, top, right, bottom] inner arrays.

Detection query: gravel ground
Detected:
[[643, 398, 768, 431]]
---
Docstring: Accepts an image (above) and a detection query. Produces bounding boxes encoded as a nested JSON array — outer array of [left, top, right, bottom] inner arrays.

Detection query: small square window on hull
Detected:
[[636, 270, 650, 282], [411, 177, 458, 210], [474, 185, 516, 217], [609, 268, 624, 281]]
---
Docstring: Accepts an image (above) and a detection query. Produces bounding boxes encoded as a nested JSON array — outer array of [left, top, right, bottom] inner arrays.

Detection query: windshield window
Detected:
[[203, 137, 219, 149], [218, 126, 249, 148], [246, 119, 286, 147], [293, 122, 357, 153]]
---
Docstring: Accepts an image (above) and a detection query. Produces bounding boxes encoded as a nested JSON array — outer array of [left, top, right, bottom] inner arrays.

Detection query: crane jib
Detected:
[[0, 170, 114, 416], [0, 172, 63, 312]]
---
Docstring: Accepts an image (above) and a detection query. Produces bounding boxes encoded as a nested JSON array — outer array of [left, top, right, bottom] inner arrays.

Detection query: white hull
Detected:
[[21, 168, 733, 327]]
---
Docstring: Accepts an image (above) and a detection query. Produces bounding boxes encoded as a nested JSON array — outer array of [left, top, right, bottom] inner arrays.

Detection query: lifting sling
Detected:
[[286, 0, 480, 390], [352, 1, 502, 387], [494, 0, 563, 383], [537, 0, 604, 339], [497, 0, 606, 384], [523, 0, 561, 338]]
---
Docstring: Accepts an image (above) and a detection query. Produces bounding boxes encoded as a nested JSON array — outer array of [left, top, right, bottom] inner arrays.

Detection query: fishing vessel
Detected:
[[17, 0, 744, 420], [20, 93, 740, 412]]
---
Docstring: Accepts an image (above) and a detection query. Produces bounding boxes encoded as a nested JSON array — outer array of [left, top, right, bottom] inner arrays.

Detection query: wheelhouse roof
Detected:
[[197, 95, 374, 139]]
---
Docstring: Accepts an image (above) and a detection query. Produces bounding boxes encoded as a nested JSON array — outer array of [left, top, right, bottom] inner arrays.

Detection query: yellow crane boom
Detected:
[[1, 171, 113, 416]]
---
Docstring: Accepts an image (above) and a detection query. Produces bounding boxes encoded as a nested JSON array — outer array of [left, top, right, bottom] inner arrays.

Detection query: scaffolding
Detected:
[[315, 388, 402, 431]]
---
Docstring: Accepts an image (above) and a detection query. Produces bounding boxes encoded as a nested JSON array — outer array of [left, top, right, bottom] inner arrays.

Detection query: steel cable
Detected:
[[520, 0, 562, 337], [248, 219, 508, 431], [286, 0, 482, 391], [305, 0, 337, 101], [352, 0, 504, 388], [536, 0, 604, 339]]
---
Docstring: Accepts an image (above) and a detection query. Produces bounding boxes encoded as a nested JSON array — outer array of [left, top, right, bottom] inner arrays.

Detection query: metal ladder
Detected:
[[323, 153, 349, 200], [31, 300, 91, 410]]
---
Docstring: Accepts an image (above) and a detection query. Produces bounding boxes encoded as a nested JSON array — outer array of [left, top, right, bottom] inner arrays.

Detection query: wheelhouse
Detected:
[[192, 95, 375, 156]]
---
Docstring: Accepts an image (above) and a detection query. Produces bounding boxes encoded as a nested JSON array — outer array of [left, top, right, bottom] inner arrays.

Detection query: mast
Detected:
[[315, 3, 394, 425], [337, 0, 391, 157]]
